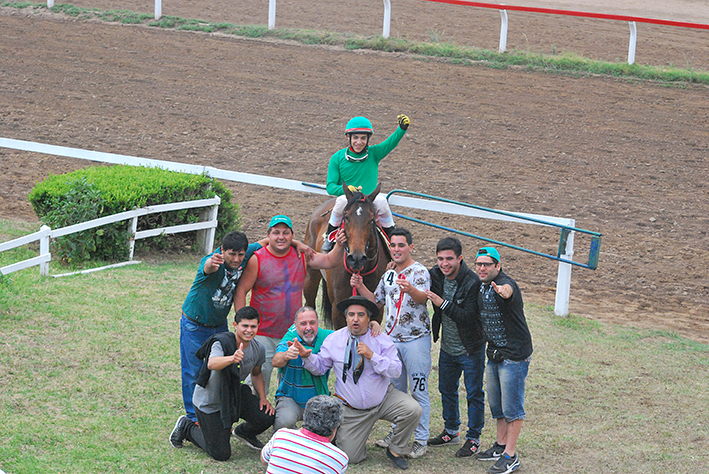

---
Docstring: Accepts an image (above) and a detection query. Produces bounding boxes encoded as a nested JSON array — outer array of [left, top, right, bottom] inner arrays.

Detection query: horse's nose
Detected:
[[346, 252, 366, 272]]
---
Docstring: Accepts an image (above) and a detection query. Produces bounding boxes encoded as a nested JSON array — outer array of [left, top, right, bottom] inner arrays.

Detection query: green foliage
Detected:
[[41, 177, 129, 263], [28, 166, 240, 265]]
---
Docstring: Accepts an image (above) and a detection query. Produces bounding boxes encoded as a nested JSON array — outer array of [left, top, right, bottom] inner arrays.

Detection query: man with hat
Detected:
[[235, 215, 346, 395], [292, 295, 422, 470], [473, 247, 532, 474]]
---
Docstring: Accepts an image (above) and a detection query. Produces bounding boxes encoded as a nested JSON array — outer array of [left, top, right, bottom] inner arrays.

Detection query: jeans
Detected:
[[438, 345, 485, 440], [391, 334, 431, 443], [486, 357, 531, 422], [180, 313, 228, 421]]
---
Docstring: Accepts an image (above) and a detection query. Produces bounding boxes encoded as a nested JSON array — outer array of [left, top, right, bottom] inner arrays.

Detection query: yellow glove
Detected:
[[397, 114, 410, 130], [347, 185, 362, 193]]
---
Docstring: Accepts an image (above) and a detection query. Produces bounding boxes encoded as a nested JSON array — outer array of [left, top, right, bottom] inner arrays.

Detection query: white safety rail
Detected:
[[0, 196, 220, 278], [2, 137, 579, 315]]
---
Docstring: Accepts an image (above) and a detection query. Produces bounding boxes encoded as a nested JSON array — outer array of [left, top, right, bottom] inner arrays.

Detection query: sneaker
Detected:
[[488, 453, 520, 474], [386, 447, 410, 470], [477, 441, 506, 461], [169, 415, 189, 448], [232, 425, 264, 450], [408, 440, 427, 459], [455, 438, 481, 458], [427, 429, 460, 446], [375, 430, 394, 448]]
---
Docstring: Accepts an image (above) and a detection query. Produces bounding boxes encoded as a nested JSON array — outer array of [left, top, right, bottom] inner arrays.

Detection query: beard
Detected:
[[301, 331, 316, 345]]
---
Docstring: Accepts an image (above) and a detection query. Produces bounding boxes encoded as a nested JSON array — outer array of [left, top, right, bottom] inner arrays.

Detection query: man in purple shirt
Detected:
[[292, 295, 422, 470]]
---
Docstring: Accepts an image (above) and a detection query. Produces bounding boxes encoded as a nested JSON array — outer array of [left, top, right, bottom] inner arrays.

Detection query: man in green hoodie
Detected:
[[321, 115, 410, 251]]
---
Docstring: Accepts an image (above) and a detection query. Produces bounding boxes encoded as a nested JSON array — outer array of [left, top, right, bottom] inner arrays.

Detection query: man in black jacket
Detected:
[[425, 237, 486, 458], [473, 246, 532, 474]]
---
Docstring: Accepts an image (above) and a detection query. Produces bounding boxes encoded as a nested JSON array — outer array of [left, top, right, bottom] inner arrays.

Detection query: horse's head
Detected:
[[342, 182, 381, 272]]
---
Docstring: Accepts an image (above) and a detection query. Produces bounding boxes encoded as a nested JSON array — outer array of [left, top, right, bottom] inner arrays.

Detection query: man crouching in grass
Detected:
[[170, 306, 275, 460]]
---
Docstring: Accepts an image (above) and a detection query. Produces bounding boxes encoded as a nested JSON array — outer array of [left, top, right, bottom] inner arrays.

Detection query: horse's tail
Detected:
[[321, 278, 333, 329]]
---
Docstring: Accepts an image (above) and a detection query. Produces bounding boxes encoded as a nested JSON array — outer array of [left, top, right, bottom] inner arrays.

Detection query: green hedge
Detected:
[[28, 165, 240, 264]]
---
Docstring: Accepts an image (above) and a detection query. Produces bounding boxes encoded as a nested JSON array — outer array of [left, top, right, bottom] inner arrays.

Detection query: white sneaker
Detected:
[[408, 440, 428, 459]]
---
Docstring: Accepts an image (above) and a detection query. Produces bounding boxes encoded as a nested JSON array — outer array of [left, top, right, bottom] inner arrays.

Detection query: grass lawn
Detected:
[[1, 218, 707, 473]]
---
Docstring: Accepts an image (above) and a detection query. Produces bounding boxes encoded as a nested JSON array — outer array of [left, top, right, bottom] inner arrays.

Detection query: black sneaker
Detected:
[[455, 438, 481, 458], [488, 453, 520, 474], [428, 430, 460, 446], [169, 415, 189, 448], [232, 425, 264, 450], [476, 442, 506, 461]]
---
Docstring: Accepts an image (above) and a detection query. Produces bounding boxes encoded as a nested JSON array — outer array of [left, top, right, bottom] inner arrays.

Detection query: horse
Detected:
[[303, 183, 391, 329]]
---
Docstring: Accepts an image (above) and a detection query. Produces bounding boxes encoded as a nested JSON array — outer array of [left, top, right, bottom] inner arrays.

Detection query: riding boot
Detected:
[[382, 225, 396, 242], [321, 223, 339, 252]]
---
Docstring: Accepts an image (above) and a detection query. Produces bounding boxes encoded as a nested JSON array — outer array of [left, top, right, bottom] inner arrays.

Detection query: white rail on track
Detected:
[[1, 136, 575, 315]]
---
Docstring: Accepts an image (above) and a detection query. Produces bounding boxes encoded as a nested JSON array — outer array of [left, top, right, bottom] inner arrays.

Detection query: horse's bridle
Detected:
[[341, 197, 382, 294]]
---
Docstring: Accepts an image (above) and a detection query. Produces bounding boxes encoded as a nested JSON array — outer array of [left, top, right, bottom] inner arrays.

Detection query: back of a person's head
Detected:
[[302, 395, 343, 437]]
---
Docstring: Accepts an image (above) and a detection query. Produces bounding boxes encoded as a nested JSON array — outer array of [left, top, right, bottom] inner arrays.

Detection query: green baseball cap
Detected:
[[476, 246, 500, 263], [268, 215, 293, 230]]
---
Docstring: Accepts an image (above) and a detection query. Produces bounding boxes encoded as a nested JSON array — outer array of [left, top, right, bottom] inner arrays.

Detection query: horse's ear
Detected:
[[343, 182, 353, 200], [367, 183, 381, 202]]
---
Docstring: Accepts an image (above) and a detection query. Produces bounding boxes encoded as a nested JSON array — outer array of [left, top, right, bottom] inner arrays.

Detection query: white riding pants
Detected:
[[328, 194, 395, 228]]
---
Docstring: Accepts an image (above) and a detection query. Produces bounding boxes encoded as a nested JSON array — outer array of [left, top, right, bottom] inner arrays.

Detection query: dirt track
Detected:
[[1, 2, 708, 343]]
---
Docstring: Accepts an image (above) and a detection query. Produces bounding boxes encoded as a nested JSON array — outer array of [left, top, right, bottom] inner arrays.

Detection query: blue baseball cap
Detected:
[[268, 215, 293, 230], [476, 247, 500, 263]]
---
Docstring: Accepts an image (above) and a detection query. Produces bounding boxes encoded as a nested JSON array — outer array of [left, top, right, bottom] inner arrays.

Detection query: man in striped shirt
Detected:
[[262, 395, 349, 474]]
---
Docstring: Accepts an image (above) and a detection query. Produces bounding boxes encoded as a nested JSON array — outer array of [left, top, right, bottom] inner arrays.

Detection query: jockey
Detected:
[[322, 114, 410, 252]]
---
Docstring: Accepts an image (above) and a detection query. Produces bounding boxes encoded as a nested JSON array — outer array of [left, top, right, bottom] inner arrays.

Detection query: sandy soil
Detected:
[[1, 1, 708, 343]]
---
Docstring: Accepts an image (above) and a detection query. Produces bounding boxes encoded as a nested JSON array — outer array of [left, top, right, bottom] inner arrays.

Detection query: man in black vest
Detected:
[[169, 306, 275, 460]]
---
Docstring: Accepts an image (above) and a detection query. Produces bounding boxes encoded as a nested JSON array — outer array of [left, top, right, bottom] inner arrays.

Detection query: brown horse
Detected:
[[303, 183, 391, 329]]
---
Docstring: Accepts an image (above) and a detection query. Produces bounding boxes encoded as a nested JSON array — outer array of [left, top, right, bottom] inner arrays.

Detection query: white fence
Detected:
[[1, 137, 583, 315], [1, 196, 220, 278]]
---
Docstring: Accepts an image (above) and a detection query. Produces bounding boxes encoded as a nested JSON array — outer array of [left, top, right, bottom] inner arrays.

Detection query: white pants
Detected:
[[328, 194, 395, 228]]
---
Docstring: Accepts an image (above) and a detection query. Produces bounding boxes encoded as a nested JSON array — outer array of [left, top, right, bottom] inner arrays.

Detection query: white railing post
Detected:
[[47, 0, 54, 8], [382, 0, 391, 39], [628, 21, 637, 65], [128, 216, 138, 261], [554, 227, 575, 316], [499, 9, 509, 53], [268, 0, 276, 30], [154, 0, 162, 20], [198, 199, 220, 256], [39, 225, 51, 276]]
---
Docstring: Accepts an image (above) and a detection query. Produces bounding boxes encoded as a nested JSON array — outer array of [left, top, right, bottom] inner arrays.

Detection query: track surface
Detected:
[[1, 1, 708, 343]]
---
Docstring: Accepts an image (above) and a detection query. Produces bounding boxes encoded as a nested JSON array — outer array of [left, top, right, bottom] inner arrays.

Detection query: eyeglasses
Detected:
[[474, 261, 496, 268]]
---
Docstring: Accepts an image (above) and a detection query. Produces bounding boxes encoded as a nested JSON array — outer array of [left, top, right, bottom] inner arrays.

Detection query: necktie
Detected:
[[343, 335, 365, 384]]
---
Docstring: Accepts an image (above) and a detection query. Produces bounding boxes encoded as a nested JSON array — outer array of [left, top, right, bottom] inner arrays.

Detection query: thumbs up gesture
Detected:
[[233, 343, 245, 364]]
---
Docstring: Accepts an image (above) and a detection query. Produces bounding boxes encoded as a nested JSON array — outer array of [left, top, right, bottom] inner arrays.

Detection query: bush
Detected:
[[28, 165, 241, 264]]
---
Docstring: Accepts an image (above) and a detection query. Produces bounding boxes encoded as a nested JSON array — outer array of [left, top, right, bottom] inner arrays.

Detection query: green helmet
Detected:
[[344, 116, 374, 136]]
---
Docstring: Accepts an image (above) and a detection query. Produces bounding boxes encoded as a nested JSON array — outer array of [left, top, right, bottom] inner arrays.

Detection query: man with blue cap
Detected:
[[473, 247, 533, 474]]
